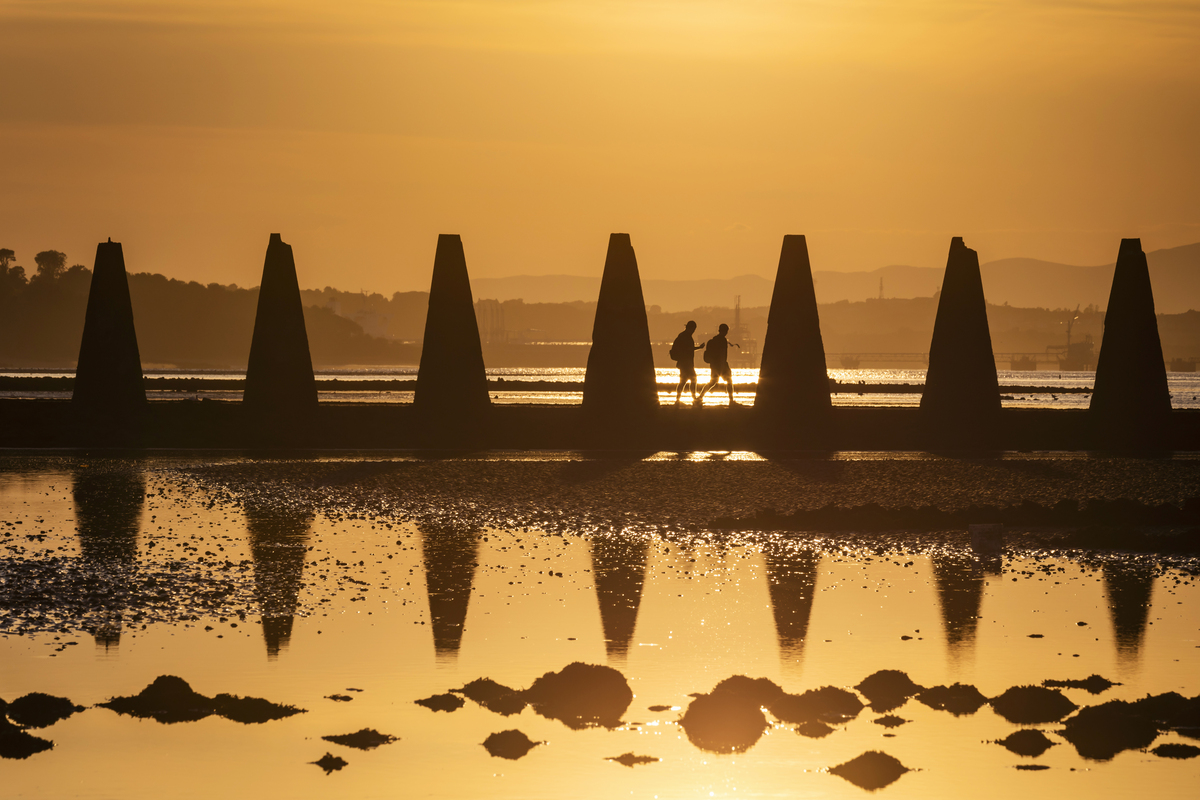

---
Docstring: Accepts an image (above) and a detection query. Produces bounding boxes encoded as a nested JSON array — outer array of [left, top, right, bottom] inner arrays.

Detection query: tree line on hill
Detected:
[[2, 248, 1198, 369]]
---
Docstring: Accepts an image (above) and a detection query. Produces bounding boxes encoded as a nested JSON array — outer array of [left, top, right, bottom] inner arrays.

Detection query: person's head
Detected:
[[685, 320, 697, 332], [719, 323, 729, 334]]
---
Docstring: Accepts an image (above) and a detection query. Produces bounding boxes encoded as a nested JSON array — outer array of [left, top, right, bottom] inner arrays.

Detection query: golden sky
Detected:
[[2, 0, 1198, 292]]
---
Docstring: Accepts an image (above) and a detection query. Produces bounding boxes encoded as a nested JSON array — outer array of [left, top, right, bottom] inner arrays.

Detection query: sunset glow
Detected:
[[3, 0, 1198, 290]]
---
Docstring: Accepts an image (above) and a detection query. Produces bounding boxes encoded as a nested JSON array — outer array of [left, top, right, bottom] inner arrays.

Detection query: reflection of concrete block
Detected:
[[244, 234, 317, 414], [583, 234, 657, 414], [922, 237, 1000, 421], [73, 240, 146, 411], [755, 235, 831, 418], [969, 523, 1004, 553], [414, 234, 489, 411], [1090, 239, 1171, 424]]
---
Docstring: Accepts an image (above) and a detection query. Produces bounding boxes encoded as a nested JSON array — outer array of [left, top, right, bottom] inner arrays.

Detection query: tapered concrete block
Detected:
[[243, 234, 317, 414], [414, 234, 489, 411], [73, 240, 146, 410], [582, 234, 657, 413], [921, 237, 1001, 421], [755, 235, 831, 418], [1090, 239, 1171, 427]]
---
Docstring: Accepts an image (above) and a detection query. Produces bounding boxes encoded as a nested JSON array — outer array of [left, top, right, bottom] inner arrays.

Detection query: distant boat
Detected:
[[1009, 355, 1038, 371], [1169, 358, 1197, 373]]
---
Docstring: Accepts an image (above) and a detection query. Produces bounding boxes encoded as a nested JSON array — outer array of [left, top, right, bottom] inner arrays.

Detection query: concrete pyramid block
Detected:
[[582, 234, 658, 413], [414, 234, 489, 411], [243, 234, 317, 413], [73, 240, 146, 410], [755, 235, 831, 418], [921, 237, 1001, 420], [1090, 238, 1171, 425]]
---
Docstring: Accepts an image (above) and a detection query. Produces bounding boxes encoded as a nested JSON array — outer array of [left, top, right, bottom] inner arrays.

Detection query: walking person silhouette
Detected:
[[697, 323, 740, 405], [670, 320, 705, 404]]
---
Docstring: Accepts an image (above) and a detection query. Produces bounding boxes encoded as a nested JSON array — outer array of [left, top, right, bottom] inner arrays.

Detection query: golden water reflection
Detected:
[[0, 464, 1197, 799]]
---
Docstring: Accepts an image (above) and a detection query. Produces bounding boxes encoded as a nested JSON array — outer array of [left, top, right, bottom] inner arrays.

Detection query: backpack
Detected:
[[703, 337, 718, 364], [669, 340, 682, 361]]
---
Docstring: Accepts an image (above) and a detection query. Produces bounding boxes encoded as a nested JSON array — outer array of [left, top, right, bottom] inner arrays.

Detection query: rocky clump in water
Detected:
[[917, 684, 988, 716], [796, 720, 835, 739], [99, 676, 304, 724], [1058, 700, 1161, 760], [1152, 743, 1200, 759], [994, 729, 1057, 757], [606, 752, 659, 767], [1042, 675, 1119, 695], [321, 729, 398, 750], [873, 715, 908, 729], [0, 715, 54, 760], [311, 752, 348, 774], [770, 686, 864, 725], [855, 670, 925, 712], [680, 676, 780, 754], [482, 730, 540, 760], [5, 693, 84, 729], [415, 693, 465, 713], [524, 662, 633, 730], [829, 751, 911, 791], [990, 686, 1078, 724], [452, 679, 527, 716]]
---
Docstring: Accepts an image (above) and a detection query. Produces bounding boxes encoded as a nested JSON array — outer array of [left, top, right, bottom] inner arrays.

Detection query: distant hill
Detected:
[[471, 242, 1200, 314]]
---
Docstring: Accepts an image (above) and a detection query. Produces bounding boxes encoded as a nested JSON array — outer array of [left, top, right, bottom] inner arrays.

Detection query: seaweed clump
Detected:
[[829, 751, 911, 791], [99, 675, 304, 724], [990, 686, 1078, 724], [5, 693, 84, 729]]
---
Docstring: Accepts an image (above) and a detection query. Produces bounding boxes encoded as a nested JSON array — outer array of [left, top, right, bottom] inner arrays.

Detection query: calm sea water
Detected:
[[1, 455, 1197, 799], [4, 368, 1200, 409]]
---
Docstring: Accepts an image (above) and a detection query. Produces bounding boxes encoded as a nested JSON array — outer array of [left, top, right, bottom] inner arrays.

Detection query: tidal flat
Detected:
[[1, 452, 1198, 798]]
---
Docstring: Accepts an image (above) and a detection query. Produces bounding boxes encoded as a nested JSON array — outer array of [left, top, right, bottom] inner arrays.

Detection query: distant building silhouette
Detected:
[[414, 234, 490, 412], [246, 506, 311, 659], [419, 524, 481, 662], [1090, 239, 1171, 437], [73, 240, 146, 412], [72, 465, 144, 650], [921, 237, 1001, 425], [582, 234, 658, 414], [590, 536, 649, 663], [755, 235, 831, 422], [243, 233, 318, 415]]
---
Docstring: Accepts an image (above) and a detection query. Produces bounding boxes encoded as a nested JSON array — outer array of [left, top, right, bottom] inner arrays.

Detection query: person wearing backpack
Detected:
[[697, 323, 740, 405], [669, 320, 705, 405]]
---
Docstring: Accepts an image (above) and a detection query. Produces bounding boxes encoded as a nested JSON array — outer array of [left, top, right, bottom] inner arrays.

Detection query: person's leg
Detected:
[[726, 366, 735, 403], [698, 372, 718, 400], [675, 373, 684, 402]]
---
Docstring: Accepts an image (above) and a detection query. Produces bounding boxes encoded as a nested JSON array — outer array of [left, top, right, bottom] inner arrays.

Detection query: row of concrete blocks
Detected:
[[74, 232, 1171, 426]]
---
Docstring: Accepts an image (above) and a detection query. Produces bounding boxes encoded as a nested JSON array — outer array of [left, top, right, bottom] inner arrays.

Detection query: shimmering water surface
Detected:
[[4, 368, 1200, 408], [1, 454, 1198, 799]]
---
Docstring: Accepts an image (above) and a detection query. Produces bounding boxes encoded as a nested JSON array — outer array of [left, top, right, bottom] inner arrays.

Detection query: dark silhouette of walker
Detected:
[[697, 323, 739, 404]]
